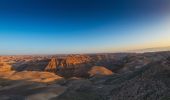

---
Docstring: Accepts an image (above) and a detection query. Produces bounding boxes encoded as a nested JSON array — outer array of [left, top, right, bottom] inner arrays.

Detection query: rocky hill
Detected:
[[45, 58, 58, 73], [88, 66, 113, 77]]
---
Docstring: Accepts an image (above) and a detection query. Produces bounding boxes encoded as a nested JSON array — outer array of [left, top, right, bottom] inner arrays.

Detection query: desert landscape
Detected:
[[0, 0, 170, 100], [0, 51, 169, 100]]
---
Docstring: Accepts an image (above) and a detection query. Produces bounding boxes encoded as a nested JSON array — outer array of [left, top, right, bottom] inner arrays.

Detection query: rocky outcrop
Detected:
[[88, 66, 113, 77], [64, 55, 91, 66], [44, 55, 92, 78], [45, 58, 58, 73], [0, 62, 12, 72]]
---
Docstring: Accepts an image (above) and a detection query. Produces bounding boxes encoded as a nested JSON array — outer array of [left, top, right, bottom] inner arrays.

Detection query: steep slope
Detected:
[[54, 56, 170, 100], [44, 55, 93, 78], [45, 58, 58, 73]]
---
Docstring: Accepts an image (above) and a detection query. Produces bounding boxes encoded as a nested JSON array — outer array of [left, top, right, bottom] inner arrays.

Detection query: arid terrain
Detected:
[[0, 51, 170, 100]]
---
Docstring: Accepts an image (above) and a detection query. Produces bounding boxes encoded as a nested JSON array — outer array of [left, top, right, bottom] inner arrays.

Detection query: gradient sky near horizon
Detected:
[[0, 0, 170, 55]]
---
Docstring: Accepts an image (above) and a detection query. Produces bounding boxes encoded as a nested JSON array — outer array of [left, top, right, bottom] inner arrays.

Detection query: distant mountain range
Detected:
[[129, 46, 170, 53]]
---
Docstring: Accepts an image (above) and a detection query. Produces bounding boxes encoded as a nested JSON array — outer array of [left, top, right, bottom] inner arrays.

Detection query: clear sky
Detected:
[[0, 0, 170, 55]]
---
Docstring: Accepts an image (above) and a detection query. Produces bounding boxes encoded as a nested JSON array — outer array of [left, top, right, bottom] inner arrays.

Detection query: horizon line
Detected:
[[0, 46, 170, 56]]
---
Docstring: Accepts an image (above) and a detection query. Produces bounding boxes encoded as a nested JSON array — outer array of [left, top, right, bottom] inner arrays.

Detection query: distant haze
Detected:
[[127, 46, 170, 53]]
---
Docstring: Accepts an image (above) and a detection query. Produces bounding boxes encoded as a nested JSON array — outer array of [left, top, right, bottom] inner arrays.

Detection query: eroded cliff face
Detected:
[[64, 55, 92, 66], [44, 55, 92, 78], [45, 58, 59, 73]]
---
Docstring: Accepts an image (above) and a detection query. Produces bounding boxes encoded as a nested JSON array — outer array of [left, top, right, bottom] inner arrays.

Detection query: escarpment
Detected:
[[45, 58, 59, 73], [44, 55, 92, 78]]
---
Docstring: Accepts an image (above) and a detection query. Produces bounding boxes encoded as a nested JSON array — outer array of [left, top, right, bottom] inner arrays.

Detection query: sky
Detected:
[[0, 0, 170, 55]]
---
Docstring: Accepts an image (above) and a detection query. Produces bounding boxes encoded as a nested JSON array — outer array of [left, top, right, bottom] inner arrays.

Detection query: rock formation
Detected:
[[44, 55, 92, 78], [0, 62, 12, 72], [45, 58, 58, 73], [88, 66, 113, 77], [64, 55, 91, 66]]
